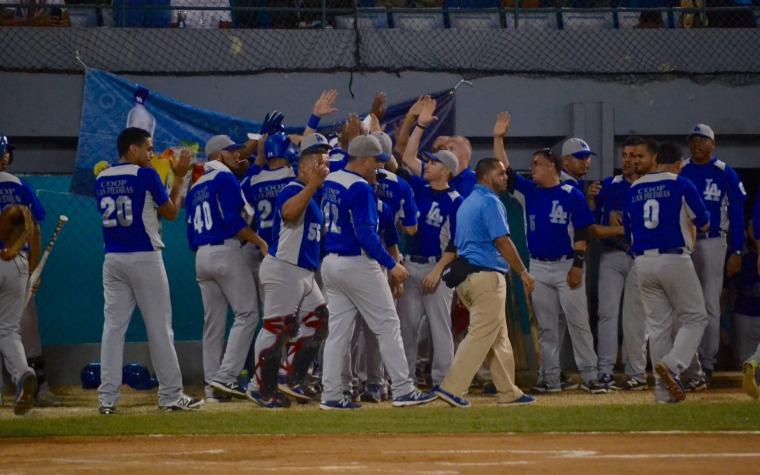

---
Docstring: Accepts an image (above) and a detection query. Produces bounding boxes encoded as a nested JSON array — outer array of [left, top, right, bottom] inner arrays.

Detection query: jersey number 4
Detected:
[[100, 196, 133, 228]]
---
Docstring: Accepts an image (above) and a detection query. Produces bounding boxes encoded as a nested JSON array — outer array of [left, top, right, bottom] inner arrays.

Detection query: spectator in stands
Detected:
[[0, 0, 70, 26], [169, 0, 232, 28]]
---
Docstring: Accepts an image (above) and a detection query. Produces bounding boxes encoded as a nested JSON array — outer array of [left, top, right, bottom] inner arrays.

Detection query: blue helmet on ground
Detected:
[[122, 362, 158, 390], [81, 362, 102, 389]]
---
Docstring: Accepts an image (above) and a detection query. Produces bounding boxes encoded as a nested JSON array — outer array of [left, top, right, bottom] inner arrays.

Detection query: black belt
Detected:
[[408, 255, 441, 264], [632, 248, 685, 257], [697, 230, 724, 240], [531, 254, 573, 262]]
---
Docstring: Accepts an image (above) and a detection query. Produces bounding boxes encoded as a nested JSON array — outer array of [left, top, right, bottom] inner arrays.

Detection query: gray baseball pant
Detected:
[[0, 256, 34, 386], [692, 237, 727, 372], [596, 249, 633, 376], [622, 264, 651, 383]]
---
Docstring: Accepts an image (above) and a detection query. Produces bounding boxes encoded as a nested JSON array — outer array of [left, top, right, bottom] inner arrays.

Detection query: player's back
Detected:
[[0, 171, 45, 221], [95, 163, 167, 253], [187, 167, 248, 250], [322, 169, 373, 256], [241, 166, 295, 245]]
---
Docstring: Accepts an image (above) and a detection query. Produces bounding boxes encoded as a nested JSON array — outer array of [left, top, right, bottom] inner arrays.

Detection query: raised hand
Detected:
[[313, 90, 338, 118], [493, 111, 511, 138]]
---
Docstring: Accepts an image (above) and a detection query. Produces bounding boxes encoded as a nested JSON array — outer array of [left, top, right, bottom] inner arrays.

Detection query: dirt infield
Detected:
[[2, 432, 759, 474]]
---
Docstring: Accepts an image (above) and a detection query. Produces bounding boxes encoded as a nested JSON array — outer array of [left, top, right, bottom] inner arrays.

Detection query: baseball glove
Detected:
[[0, 205, 35, 261]]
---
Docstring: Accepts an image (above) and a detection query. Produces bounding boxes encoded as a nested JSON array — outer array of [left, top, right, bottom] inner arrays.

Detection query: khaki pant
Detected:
[[440, 271, 523, 403]]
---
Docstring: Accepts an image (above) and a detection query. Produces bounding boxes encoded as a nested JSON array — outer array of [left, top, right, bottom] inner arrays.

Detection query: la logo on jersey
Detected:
[[549, 201, 568, 224], [702, 179, 721, 202]]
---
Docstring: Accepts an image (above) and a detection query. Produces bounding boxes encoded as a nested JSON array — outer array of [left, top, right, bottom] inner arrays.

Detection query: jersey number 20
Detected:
[[101, 196, 133, 228]]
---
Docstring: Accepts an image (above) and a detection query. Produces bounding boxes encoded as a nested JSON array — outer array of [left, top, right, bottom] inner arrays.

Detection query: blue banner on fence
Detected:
[[72, 69, 456, 196]]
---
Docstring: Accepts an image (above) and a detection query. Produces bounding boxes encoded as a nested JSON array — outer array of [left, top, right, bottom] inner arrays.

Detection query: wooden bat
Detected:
[[24, 215, 68, 307]]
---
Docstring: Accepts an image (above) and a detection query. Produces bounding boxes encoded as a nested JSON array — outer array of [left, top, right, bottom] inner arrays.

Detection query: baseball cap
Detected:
[[371, 131, 393, 157], [205, 135, 244, 158], [561, 138, 596, 158], [347, 135, 391, 162], [300, 133, 331, 153], [422, 150, 459, 175], [687, 124, 715, 141]]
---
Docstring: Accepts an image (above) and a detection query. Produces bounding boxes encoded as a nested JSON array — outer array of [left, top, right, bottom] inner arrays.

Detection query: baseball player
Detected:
[[680, 124, 746, 388], [396, 106, 461, 388], [319, 135, 435, 409], [560, 138, 594, 191], [95, 127, 203, 413], [503, 146, 606, 394], [0, 136, 63, 408], [623, 141, 710, 403], [586, 136, 643, 389], [0, 135, 44, 415], [186, 135, 267, 402], [246, 133, 330, 407]]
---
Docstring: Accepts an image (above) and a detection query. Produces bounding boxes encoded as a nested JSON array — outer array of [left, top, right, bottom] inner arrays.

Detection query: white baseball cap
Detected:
[[422, 150, 459, 175], [561, 138, 596, 158], [347, 135, 391, 162], [300, 133, 331, 153], [688, 124, 715, 141]]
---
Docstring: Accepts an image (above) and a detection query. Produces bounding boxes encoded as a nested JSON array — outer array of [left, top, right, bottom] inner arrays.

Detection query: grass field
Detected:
[[2, 374, 759, 438]]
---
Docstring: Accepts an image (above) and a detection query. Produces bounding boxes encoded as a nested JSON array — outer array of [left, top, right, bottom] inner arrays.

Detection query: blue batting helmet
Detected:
[[81, 362, 102, 389], [0, 134, 15, 164], [122, 362, 158, 390], [265, 133, 293, 160]]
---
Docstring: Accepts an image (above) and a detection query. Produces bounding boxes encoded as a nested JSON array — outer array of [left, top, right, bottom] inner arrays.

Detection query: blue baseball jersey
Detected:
[[185, 163, 249, 252], [561, 170, 584, 191], [624, 172, 710, 254], [379, 199, 400, 249], [595, 174, 634, 248], [269, 180, 324, 272], [455, 184, 511, 274], [240, 165, 295, 246], [321, 169, 396, 270], [0, 172, 46, 249], [680, 157, 746, 252], [513, 174, 595, 260], [406, 175, 462, 258], [375, 172, 418, 228], [95, 163, 169, 254], [328, 149, 347, 173]]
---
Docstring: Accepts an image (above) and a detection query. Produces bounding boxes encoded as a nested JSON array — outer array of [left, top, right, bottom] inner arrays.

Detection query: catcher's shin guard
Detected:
[[255, 315, 297, 399], [285, 304, 329, 386]]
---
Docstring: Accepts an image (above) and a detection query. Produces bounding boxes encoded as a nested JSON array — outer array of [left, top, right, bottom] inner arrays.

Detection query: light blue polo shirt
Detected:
[[454, 184, 510, 274]]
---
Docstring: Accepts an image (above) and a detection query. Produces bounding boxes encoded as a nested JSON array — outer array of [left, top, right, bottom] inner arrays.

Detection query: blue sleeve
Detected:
[[142, 167, 170, 207], [481, 196, 510, 241], [571, 189, 596, 229], [754, 188, 760, 239], [400, 178, 419, 227], [513, 173, 536, 195], [218, 173, 248, 234], [381, 205, 400, 248], [726, 167, 747, 252], [682, 178, 710, 230], [350, 183, 396, 269]]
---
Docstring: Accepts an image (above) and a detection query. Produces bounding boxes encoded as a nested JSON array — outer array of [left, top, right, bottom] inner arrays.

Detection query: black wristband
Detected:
[[572, 250, 585, 268], [416, 124, 426, 130]]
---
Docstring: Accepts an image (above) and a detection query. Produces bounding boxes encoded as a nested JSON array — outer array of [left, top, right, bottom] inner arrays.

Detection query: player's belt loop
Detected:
[[696, 230, 725, 240], [408, 255, 441, 264]]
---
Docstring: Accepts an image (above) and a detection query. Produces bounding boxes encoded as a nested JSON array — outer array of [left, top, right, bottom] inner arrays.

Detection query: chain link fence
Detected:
[[1, 1, 759, 83]]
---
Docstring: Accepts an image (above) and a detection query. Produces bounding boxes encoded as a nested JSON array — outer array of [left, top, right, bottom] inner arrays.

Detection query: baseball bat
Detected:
[[24, 215, 68, 307]]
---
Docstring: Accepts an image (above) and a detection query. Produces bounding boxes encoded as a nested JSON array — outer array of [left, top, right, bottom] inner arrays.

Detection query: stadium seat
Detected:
[[504, 11, 559, 30], [448, 10, 503, 29], [391, 12, 446, 30], [335, 8, 389, 29], [561, 11, 615, 30]]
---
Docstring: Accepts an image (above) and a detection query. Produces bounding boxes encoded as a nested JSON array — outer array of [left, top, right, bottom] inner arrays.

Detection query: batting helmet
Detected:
[[122, 362, 158, 390], [265, 133, 292, 160], [81, 362, 102, 389], [0, 134, 15, 165]]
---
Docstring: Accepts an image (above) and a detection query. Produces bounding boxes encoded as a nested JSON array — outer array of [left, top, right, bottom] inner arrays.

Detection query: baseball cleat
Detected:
[[560, 372, 579, 391], [13, 372, 37, 416], [433, 385, 471, 408], [743, 360, 759, 399], [581, 380, 608, 394], [482, 382, 498, 398], [359, 384, 383, 404], [499, 394, 536, 407], [159, 394, 205, 411], [210, 380, 247, 399], [278, 382, 316, 401], [35, 391, 64, 407], [319, 396, 361, 410], [598, 373, 620, 391], [531, 381, 561, 394], [619, 378, 649, 391], [98, 402, 117, 415], [655, 362, 686, 402], [683, 377, 707, 392], [392, 389, 437, 407]]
